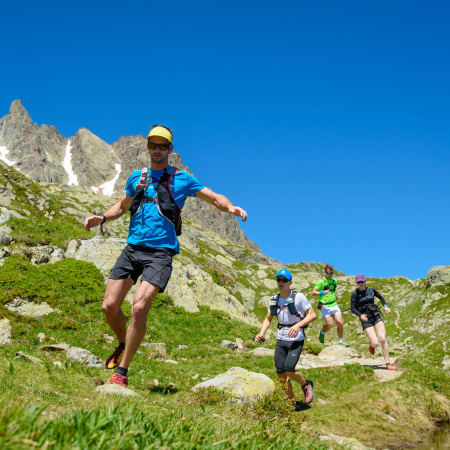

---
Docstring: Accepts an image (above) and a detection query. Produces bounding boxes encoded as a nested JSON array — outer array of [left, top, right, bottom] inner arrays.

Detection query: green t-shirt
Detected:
[[314, 277, 338, 306]]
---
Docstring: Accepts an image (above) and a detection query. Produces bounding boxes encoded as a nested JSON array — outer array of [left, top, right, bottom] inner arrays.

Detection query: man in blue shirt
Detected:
[[85, 125, 247, 387]]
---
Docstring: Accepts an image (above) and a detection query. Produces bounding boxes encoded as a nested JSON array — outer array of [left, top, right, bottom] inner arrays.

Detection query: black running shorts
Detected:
[[361, 315, 383, 330], [274, 339, 304, 374], [109, 244, 174, 293]]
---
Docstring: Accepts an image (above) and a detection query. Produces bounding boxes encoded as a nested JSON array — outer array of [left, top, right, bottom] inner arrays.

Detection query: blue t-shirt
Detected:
[[125, 166, 204, 253]]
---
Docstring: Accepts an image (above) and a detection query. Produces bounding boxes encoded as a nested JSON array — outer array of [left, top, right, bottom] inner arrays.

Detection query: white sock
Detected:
[[339, 338, 343, 343]]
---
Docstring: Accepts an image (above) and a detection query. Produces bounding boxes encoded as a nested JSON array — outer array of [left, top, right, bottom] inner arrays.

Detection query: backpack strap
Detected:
[[129, 166, 150, 218]]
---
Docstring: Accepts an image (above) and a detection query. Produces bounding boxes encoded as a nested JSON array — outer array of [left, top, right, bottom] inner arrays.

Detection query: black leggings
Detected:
[[274, 339, 304, 374]]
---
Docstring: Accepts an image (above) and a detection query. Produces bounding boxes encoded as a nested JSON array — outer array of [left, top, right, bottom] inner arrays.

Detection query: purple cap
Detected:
[[355, 274, 366, 282]]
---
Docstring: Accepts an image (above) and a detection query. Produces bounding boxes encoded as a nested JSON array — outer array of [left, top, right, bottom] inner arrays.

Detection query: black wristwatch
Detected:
[[100, 214, 107, 224]]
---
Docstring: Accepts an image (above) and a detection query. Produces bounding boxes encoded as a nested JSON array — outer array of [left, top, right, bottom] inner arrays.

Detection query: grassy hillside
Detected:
[[0, 162, 449, 448]]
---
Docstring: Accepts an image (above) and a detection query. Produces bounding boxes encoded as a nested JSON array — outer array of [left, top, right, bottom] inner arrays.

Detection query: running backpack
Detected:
[[269, 290, 308, 329], [129, 166, 182, 236]]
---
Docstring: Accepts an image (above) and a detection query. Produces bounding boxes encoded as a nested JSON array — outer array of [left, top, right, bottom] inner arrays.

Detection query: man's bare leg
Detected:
[[102, 278, 134, 343], [277, 373, 294, 401], [286, 371, 306, 387], [333, 313, 344, 339], [119, 281, 159, 369]]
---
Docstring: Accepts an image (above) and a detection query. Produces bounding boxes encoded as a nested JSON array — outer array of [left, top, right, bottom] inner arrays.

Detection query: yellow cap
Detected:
[[147, 126, 173, 143]]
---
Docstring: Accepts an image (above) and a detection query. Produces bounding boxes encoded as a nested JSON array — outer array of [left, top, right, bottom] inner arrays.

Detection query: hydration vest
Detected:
[[129, 166, 182, 236], [354, 288, 381, 317], [269, 290, 308, 329]]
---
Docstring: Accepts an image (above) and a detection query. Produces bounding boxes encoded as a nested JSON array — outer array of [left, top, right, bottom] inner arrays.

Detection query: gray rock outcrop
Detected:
[[427, 266, 450, 287], [5, 298, 55, 318], [192, 367, 275, 404]]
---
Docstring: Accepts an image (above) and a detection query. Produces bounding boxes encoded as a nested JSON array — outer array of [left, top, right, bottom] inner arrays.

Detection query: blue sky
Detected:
[[1, 1, 449, 279]]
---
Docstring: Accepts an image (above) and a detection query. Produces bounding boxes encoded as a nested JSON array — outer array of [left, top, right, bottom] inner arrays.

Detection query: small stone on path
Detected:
[[221, 340, 238, 350], [0, 318, 12, 345], [250, 347, 274, 357], [103, 334, 115, 343], [177, 344, 188, 350], [164, 359, 178, 364], [95, 384, 137, 397], [37, 333, 46, 342], [16, 351, 44, 366], [66, 347, 103, 367]]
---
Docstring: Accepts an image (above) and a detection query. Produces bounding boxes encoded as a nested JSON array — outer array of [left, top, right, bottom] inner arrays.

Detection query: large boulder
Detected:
[[75, 236, 125, 278], [192, 367, 275, 404], [427, 266, 450, 287]]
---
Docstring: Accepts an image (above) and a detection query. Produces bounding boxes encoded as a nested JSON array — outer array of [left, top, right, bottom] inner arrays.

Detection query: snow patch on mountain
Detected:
[[0, 146, 16, 166], [91, 163, 121, 196], [62, 140, 78, 186]]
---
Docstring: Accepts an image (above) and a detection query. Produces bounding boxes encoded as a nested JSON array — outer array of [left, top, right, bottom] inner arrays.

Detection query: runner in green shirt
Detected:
[[312, 264, 348, 346]]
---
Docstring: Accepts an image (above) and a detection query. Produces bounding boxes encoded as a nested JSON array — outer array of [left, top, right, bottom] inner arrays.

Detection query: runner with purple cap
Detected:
[[350, 274, 395, 370]]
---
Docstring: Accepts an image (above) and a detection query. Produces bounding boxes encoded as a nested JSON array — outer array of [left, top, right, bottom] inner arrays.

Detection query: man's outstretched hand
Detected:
[[84, 215, 103, 231], [229, 206, 248, 222]]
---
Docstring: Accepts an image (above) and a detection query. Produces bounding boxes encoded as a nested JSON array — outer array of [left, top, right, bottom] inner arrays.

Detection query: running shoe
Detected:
[[302, 380, 314, 404], [369, 345, 375, 355], [385, 363, 395, 371], [319, 330, 325, 344], [105, 343, 125, 369], [338, 341, 350, 347], [109, 372, 128, 387]]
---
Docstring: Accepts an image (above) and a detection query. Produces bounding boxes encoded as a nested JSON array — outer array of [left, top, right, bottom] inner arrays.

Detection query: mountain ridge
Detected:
[[0, 100, 259, 251]]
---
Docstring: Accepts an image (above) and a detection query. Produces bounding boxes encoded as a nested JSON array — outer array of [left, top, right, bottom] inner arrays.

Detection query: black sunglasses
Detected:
[[356, 281, 365, 284], [148, 142, 171, 151], [276, 278, 290, 283]]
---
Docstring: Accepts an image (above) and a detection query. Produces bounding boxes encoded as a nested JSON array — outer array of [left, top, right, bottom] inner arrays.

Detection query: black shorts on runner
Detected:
[[361, 315, 383, 330], [274, 339, 304, 374], [109, 244, 174, 293]]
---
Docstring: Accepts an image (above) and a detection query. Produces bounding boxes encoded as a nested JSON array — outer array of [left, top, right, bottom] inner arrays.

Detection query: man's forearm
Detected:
[[102, 202, 128, 222], [259, 318, 272, 335], [212, 193, 234, 213]]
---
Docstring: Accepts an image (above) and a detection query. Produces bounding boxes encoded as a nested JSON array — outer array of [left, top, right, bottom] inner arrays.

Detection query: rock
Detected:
[[95, 384, 137, 397], [5, 298, 55, 318], [256, 270, 267, 279], [53, 361, 65, 368], [0, 318, 12, 345], [318, 345, 359, 360], [37, 333, 46, 342], [40, 343, 71, 352], [250, 347, 274, 357], [192, 367, 276, 404], [192, 374, 200, 380], [49, 248, 64, 264], [0, 225, 12, 245], [176, 344, 188, 350], [30, 245, 51, 264], [164, 359, 178, 364], [103, 334, 115, 343], [427, 266, 450, 287], [145, 343, 167, 359], [318, 433, 373, 449], [235, 338, 245, 350], [66, 347, 103, 367], [263, 278, 278, 290], [0, 210, 10, 225], [74, 237, 125, 278], [16, 351, 44, 365], [64, 239, 79, 259], [216, 254, 233, 268], [221, 340, 238, 350]]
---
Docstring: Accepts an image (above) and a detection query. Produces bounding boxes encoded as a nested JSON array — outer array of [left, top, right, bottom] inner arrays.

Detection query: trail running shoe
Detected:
[[385, 363, 395, 371], [109, 372, 128, 387], [294, 401, 303, 411], [369, 345, 375, 355], [319, 330, 325, 344], [302, 380, 314, 404], [105, 343, 125, 369]]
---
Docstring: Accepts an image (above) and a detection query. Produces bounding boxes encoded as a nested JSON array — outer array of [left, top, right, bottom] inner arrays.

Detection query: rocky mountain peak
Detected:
[[9, 99, 32, 122]]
